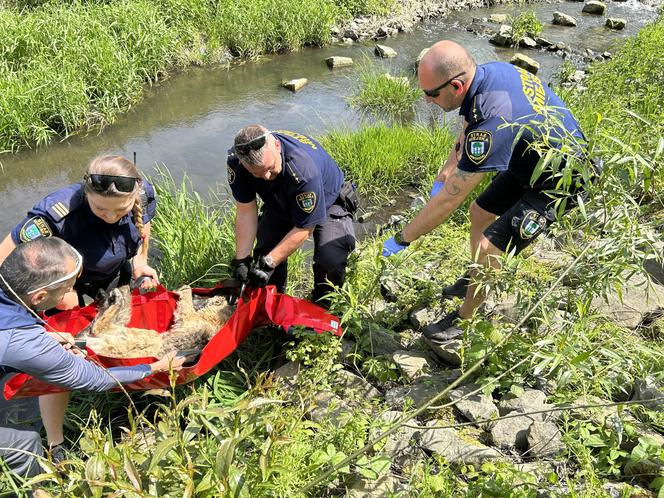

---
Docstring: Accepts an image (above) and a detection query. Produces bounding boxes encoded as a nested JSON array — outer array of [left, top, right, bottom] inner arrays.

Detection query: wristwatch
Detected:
[[394, 231, 410, 247]]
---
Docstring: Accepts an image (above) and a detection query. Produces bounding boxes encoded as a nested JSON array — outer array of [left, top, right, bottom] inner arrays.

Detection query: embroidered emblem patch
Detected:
[[465, 130, 492, 165], [18, 216, 52, 242], [514, 210, 547, 240], [296, 191, 317, 213], [227, 166, 236, 185]]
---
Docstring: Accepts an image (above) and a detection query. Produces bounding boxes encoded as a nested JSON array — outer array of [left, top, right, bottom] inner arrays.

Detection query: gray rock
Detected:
[[346, 474, 406, 497], [490, 24, 513, 47], [582, 0, 606, 14], [274, 360, 301, 381], [419, 422, 501, 465], [326, 56, 353, 68], [490, 415, 536, 449], [335, 369, 382, 401], [553, 11, 578, 26], [426, 338, 462, 367], [340, 338, 358, 360], [364, 326, 403, 357], [384, 375, 449, 409], [342, 37, 354, 45], [489, 13, 508, 23], [449, 384, 499, 426], [644, 242, 664, 284], [631, 376, 664, 410], [372, 411, 422, 469], [510, 53, 540, 75], [605, 18, 626, 29], [591, 273, 664, 329], [409, 195, 426, 211], [520, 36, 538, 49], [526, 420, 565, 457], [409, 307, 437, 329], [375, 44, 397, 58], [392, 350, 435, 381], [281, 78, 308, 92], [375, 25, 398, 39], [624, 458, 664, 479], [535, 36, 553, 47], [308, 391, 352, 427], [498, 389, 549, 415], [343, 29, 359, 41], [357, 210, 374, 223], [380, 277, 402, 302]]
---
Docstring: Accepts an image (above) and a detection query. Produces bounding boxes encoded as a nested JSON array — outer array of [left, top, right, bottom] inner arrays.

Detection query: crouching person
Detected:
[[0, 237, 184, 479]]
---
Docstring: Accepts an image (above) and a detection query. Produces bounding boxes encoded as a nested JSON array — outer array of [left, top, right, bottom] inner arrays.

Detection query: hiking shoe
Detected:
[[49, 443, 70, 465], [441, 272, 470, 300], [422, 309, 463, 343]]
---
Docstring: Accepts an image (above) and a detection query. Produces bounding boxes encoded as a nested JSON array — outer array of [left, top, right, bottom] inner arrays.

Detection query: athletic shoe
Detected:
[[441, 272, 470, 299], [422, 309, 463, 342]]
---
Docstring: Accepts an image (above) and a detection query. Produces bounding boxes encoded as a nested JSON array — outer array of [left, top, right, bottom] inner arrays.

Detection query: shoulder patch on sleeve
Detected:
[[465, 130, 492, 165], [18, 216, 53, 242], [296, 191, 317, 213]]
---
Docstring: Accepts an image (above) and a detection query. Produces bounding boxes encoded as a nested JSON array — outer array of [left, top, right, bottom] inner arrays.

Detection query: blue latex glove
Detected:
[[430, 180, 445, 197], [382, 237, 407, 256]]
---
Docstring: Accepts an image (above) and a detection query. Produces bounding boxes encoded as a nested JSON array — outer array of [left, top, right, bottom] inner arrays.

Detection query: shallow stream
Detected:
[[0, 0, 656, 235]]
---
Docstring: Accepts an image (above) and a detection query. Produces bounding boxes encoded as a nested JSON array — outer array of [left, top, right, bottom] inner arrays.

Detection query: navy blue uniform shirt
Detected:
[[10, 182, 156, 287], [458, 62, 585, 186], [227, 131, 344, 228]]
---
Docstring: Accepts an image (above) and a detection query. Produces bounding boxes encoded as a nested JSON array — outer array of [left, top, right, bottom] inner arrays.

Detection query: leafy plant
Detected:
[[509, 10, 543, 47]]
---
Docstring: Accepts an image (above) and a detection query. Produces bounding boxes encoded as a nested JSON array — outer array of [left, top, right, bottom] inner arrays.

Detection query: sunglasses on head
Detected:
[[234, 131, 271, 155], [422, 71, 466, 98], [84, 174, 139, 193], [27, 248, 83, 295]]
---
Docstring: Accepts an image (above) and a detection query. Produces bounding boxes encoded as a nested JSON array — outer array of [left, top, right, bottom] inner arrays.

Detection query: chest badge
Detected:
[[465, 130, 492, 165], [227, 166, 236, 185], [296, 191, 317, 213]]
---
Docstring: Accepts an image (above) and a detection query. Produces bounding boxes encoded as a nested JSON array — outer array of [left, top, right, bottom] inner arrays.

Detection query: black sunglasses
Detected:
[[422, 71, 466, 98], [84, 174, 139, 193], [234, 132, 271, 155]]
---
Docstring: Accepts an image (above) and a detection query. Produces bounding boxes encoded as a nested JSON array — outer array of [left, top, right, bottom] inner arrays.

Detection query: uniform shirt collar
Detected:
[[459, 64, 486, 119]]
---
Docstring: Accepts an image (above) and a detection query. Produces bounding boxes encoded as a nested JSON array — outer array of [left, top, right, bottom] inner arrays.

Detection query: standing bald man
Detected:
[[382, 41, 590, 351]]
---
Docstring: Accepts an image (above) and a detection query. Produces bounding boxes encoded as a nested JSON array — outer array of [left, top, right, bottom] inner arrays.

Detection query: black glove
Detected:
[[232, 257, 252, 284], [248, 255, 276, 288]]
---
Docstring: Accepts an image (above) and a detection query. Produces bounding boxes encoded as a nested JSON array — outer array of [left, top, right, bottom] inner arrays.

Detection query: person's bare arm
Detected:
[[403, 166, 486, 242], [266, 227, 314, 265], [235, 200, 258, 259], [434, 122, 468, 183]]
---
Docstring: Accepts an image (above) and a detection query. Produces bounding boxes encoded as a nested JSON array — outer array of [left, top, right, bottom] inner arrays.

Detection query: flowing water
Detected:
[[0, 0, 656, 235]]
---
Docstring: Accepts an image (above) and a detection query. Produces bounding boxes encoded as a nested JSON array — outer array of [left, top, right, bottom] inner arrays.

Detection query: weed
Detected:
[[509, 10, 543, 47]]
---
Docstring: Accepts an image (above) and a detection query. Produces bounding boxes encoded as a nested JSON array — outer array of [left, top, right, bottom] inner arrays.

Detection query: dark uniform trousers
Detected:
[[254, 203, 356, 304]]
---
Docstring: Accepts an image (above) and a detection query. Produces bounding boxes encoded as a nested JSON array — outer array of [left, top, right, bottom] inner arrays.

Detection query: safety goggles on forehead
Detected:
[[27, 248, 83, 295], [234, 131, 271, 155], [422, 71, 466, 98], [84, 174, 139, 193]]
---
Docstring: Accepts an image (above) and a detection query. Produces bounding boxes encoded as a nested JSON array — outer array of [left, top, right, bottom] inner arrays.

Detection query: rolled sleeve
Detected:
[[1, 326, 150, 392]]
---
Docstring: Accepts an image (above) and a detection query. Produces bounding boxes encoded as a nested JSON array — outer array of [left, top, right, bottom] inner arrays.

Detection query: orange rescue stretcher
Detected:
[[3, 283, 343, 400]]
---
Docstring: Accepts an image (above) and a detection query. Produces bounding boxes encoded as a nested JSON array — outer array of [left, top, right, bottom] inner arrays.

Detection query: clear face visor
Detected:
[[26, 248, 84, 295]]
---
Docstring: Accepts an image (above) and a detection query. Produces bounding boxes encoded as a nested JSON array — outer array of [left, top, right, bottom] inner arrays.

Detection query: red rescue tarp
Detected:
[[3, 284, 342, 400]]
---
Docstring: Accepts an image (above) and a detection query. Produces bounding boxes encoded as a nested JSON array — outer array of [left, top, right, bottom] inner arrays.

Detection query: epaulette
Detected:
[[46, 186, 85, 222], [468, 95, 484, 125], [285, 160, 304, 185]]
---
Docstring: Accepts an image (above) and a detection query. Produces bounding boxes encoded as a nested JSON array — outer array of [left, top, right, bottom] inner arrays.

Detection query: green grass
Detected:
[[320, 123, 455, 199], [509, 10, 543, 47], [348, 62, 422, 121], [0, 0, 393, 153]]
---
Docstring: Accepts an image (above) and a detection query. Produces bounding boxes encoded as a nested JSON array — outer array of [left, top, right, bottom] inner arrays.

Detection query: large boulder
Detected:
[[425, 338, 462, 366], [325, 56, 353, 68], [489, 13, 508, 23], [419, 422, 501, 465], [280, 78, 308, 92], [490, 24, 513, 47], [448, 384, 499, 427], [553, 11, 578, 26], [591, 273, 664, 329], [605, 18, 626, 29], [374, 44, 397, 58], [526, 420, 565, 457], [392, 350, 435, 381], [582, 1, 606, 14], [491, 388, 554, 450], [510, 53, 540, 75]]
